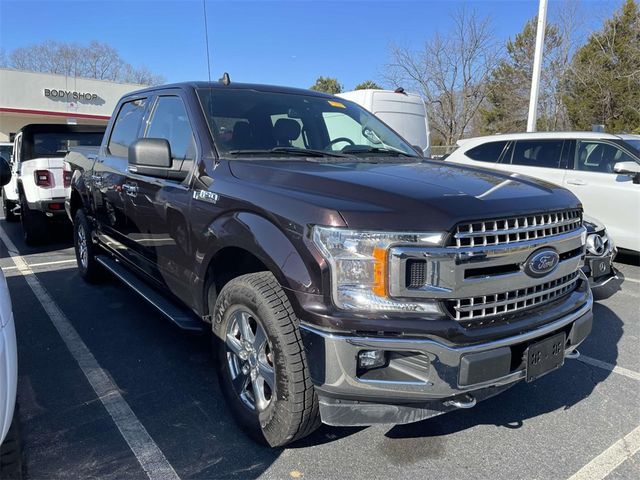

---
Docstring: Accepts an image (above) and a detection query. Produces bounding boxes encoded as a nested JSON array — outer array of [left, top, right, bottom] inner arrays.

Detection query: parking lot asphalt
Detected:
[[0, 219, 638, 480]]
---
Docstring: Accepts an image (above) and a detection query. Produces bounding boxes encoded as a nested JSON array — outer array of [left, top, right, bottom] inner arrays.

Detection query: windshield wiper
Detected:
[[226, 147, 351, 158], [342, 146, 417, 157]]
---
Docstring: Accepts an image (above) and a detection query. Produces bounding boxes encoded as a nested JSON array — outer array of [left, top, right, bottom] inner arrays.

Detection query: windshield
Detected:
[[31, 132, 103, 158], [197, 87, 419, 159]]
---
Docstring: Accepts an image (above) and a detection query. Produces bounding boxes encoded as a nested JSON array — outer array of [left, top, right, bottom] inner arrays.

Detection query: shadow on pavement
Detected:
[[0, 218, 72, 258]]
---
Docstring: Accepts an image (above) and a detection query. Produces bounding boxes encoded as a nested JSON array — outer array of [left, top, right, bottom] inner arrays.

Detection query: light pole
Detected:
[[527, 0, 548, 132]]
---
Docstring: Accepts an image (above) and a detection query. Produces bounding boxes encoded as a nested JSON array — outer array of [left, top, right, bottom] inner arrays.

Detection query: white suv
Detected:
[[2, 124, 104, 244], [445, 132, 640, 253]]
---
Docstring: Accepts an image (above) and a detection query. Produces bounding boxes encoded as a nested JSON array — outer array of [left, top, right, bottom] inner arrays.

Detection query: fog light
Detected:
[[358, 350, 386, 370]]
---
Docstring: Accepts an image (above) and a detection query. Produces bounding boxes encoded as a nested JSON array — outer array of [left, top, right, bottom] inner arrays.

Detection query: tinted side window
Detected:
[[575, 140, 636, 173], [146, 96, 195, 160], [465, 141, 507, 162], [510, 140, 563, 168], [108, 98, 147, 157]]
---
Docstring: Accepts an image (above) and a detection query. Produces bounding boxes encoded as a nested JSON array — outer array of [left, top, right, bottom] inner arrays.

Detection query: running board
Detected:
[[96, 256, 206, 332]]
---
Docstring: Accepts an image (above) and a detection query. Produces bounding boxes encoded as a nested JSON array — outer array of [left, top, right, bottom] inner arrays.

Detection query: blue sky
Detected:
[[0, 0, 624, 89]]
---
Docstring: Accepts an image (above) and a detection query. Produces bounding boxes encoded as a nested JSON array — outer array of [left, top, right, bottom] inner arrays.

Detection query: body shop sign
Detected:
[[44, 89, 99, 101]]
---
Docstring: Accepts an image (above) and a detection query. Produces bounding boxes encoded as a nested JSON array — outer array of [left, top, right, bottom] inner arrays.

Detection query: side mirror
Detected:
[[614, 161, 640, 184], [412, 145, 425, 157], [613, 161, 640, 175], [128, 138, 172, 177], [0, 156, 11, 187]]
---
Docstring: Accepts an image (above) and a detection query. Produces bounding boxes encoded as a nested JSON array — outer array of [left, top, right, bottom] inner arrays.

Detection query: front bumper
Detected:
[[300, 280, 593, 426], [583, 242, 618, 288]]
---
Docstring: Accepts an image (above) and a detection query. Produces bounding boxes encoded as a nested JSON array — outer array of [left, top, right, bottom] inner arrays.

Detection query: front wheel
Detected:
[[212, 272, 320, 447], [74, 209, 103, 283]]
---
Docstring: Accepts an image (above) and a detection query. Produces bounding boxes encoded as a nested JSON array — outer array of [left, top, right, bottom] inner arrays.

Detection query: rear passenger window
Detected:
[[108, 98, 147, 157], [146, 96, 196, 160], [465, 141, 507, 162], [510, 140, 564, 168]]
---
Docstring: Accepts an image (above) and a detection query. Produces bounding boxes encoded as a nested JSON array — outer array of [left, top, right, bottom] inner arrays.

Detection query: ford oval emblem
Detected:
[[524, 248, 560, 278]]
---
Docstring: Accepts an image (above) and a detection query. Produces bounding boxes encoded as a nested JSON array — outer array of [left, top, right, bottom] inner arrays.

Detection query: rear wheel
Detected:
[[3, 197, 17, 222], [20, 194, 45, 245], [212, 272, 320, 447], [74, 209, 103, 283]]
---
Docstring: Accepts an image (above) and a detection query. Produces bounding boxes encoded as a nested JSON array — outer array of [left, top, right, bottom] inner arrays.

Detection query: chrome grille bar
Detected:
[[447, 271, 580, 323], [451, 209, 582, 248]]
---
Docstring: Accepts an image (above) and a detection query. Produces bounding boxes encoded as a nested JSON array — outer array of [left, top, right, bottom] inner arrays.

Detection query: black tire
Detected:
[[0, 406, 23, 480], [3, 197, 17, 222], [73, 209, 103, 283], [20, 194, 45, 246], [212, 272, 320, 447]]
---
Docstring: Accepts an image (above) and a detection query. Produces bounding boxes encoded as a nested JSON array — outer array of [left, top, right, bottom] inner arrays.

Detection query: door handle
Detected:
[[566, 178, 587, 186], [123, 183, 138, 197]]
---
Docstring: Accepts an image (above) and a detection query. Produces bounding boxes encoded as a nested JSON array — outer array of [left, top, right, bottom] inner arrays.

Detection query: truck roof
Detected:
[[456, 131, 624, 147], [17, 124, 107, 136], [123, 81, 336, 99]]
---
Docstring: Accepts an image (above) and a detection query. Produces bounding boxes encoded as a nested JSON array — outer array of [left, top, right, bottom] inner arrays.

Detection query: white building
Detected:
[[0, 68, 144, 142]]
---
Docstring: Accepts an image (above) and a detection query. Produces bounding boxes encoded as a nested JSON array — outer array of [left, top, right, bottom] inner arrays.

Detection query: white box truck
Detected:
[[337, 88, 431, 156]]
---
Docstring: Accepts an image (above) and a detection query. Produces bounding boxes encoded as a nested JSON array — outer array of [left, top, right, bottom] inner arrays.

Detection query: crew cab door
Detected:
[[93, 96, 148, 259], [123, 92, 197, 301], [563, 139, 640, 251]]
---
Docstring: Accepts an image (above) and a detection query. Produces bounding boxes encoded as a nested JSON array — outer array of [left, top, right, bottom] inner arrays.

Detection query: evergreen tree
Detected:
[[564, 0, 640, 132]]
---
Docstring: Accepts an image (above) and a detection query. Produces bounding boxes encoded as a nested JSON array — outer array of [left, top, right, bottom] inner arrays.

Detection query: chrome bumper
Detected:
[[300, 277, 593, 425]]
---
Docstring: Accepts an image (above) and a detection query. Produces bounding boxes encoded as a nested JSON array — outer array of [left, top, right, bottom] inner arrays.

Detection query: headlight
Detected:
[[312, 226, 445, 313]]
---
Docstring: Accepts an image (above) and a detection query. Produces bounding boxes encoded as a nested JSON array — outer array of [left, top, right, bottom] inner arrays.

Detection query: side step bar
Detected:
[[96, 255, 206, 332]]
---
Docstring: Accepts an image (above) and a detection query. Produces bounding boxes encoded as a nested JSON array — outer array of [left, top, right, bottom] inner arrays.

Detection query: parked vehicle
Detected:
[[2, 124, 105, 243], [445, 132, 640, 253], [66, 81, 592, 447], [582, 216, 617, 288], [337, 88, 430, 156], [0, 156, 20, 476]]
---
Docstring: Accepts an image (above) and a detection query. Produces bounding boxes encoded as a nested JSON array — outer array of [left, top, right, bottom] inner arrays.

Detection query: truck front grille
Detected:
[[450, 209, 582, 248], [446, 271, 580, 324]]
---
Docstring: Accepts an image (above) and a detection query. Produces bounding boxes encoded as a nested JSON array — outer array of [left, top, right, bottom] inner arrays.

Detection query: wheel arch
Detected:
[[197, 212, 323, 317]]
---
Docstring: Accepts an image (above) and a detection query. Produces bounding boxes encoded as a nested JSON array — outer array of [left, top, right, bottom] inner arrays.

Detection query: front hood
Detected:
[[229, 159, 581, 231]]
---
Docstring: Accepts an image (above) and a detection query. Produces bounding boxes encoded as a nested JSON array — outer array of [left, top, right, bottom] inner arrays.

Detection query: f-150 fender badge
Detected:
[[193, 189, 219, 204]]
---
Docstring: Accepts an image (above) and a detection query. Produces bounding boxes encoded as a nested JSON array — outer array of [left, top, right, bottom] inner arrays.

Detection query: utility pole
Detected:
[[527, 0, 548, 132]]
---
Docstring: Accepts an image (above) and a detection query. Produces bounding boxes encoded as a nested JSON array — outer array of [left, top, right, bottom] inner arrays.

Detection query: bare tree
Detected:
[[8, 40, 165, 85], [385, 8, 499, 144]]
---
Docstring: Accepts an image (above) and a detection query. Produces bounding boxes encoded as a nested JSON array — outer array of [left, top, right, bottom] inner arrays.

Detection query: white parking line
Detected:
[[0, 226, 180, 480], [2, 258, 77, 271], [567, 424, 640, 480], [577, 355, 640, 382], [624, 277, 640, 284]]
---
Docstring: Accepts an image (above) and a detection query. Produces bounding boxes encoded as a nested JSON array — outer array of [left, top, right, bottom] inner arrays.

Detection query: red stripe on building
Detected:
[[0, 107, 110, 121]]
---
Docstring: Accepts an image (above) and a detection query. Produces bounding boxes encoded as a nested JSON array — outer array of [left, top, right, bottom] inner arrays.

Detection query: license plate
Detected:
[[526, 332, 566, 382], [590, 258, 611, 277]]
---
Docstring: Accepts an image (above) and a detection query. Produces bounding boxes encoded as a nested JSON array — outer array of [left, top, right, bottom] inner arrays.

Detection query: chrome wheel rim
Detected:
[[77, 225, 88, 269], [225, 309, 275, 412]]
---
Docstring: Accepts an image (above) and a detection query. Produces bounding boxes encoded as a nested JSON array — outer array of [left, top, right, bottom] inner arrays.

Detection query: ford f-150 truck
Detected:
[[65, 80, 593, 447]]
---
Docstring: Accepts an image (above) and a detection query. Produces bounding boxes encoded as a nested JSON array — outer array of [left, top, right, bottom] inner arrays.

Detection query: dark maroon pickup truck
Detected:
[[65, 80, 593, 446]]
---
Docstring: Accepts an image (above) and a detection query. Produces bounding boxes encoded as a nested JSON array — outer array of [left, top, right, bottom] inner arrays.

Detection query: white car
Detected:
[[445, 132, 640, 252], [0, 156, 18, 473], [2, 124, 104, 244]]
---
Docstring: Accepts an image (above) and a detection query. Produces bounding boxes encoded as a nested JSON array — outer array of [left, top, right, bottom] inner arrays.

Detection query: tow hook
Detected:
[[443, 393, 476, 409], [565, 349, 580, 359]]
